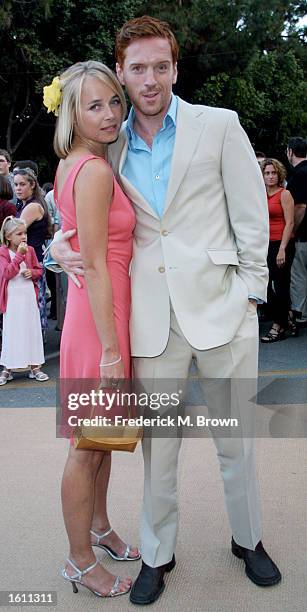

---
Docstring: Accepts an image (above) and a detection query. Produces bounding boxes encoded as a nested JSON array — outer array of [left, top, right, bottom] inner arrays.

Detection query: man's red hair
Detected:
[[115, 15, 179, 66]]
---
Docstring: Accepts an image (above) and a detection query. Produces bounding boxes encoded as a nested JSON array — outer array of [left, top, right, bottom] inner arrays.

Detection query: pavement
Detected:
[[0, 318, 306, 611]]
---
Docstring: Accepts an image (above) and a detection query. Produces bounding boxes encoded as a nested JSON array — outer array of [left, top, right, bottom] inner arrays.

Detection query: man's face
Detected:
[[0, 156, 10, 176], [116, 37, 177, 120]]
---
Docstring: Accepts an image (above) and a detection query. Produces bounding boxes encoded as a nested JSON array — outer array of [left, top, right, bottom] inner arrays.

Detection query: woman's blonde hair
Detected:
[[54, 60, 127, 159], [0, 216, 27, 246]]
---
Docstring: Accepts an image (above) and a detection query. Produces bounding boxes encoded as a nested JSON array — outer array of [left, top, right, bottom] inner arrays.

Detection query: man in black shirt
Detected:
[[287, 137, 307, 324]]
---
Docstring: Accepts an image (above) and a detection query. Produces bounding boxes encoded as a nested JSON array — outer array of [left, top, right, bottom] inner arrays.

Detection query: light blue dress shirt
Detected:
[[122, 94, 178, 218]]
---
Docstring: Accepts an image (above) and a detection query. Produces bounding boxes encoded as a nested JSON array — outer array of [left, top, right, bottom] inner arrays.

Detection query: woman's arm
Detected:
[[20, 202, 43, 227], [74, 159, 122, 374], [28, 247, 43, 281], [277, 189, 294, 267]]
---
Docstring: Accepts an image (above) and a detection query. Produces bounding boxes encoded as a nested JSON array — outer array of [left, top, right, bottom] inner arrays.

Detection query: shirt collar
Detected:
[[126, 94, 178, 145]]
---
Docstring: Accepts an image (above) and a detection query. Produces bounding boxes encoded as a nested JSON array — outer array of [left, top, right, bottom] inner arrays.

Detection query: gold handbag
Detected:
[[73, 396, 143, 452]]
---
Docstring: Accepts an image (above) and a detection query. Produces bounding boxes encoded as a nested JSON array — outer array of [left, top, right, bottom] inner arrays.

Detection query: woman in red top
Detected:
[[260, 158, 294, 342]]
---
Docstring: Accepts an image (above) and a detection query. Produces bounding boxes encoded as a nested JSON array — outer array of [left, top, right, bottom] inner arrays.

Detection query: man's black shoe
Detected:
[[130, 555, 176, 605], [231, 538, 281, 586]]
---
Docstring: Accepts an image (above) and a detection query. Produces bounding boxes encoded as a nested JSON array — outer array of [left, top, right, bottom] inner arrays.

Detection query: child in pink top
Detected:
[[0, 216, 49, 384]]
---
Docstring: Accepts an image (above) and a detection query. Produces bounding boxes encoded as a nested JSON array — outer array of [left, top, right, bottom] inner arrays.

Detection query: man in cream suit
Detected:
[[50, 15, 281, 605]]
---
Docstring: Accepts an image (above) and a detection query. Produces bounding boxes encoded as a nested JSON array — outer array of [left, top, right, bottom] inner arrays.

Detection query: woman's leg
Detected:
[[37, 271, 48, 331], [91, 452, 140, 558], [46, 268, 57, 319], [91, 452, 111, 529], [266, 242, 279, 322], [261, 242, 285, 342], [274, 240, 295, 329], [61, 447, 132, 594]]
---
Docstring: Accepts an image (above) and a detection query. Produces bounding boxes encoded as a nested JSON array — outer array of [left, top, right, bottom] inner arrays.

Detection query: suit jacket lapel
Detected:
[[163, 99, 206, 215], [110, 100, 206, 220]]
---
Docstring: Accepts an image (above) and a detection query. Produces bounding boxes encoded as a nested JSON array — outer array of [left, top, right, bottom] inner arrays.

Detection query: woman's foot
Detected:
[[90, 525, 141, 560], [288, 311, 299, 337], [64, 556, 132, 596], [261, 323, 286, 343], [0, 369, 13, 386]]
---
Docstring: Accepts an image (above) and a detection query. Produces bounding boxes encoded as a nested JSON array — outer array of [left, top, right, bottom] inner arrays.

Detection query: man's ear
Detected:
[[172, 62, 178, 86], [116, 62, 124, 86]]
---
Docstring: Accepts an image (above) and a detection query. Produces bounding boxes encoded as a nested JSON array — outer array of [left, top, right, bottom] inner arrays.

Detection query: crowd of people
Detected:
[[0, 152, 59, 383], [255, 140, 307, 342], [0, 13, 306, 605]]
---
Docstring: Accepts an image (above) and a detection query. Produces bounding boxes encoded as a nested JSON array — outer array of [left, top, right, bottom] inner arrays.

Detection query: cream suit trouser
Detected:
[[133, 302, 262, 567]]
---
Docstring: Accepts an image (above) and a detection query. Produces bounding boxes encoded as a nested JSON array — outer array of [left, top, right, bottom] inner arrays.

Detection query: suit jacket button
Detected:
[[158, 266, 165, 273]]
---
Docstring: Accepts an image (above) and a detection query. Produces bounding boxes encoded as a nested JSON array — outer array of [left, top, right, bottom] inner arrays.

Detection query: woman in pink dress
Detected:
[[49, 61, 139, 599]]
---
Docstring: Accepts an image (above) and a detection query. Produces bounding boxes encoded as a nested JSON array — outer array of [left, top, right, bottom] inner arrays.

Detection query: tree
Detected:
[[0, 0, 143, 176], [0, 0, 306, 176], [196, 49, 307, 154], [138, 0, 307, 155]]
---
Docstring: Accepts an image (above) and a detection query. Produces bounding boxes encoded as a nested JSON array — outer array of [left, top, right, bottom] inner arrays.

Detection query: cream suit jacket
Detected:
[[108, 98, 269, 357]]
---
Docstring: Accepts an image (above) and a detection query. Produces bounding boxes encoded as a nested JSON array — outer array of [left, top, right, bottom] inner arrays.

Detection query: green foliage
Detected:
[[196, 49, 307, 151], [0, 0, 306, 177], [0, 0, 143, 176], [139, 0, 307, 156]]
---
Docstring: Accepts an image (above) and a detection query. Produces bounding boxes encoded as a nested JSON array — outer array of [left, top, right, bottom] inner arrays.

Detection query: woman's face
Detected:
[[7, 226, 27, 249], [74, 76, 123, 146], [263, 164, 279, 189], [14, 174, 34, 201]]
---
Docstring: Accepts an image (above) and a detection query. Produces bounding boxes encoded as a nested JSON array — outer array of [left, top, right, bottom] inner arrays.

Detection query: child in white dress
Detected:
[[0, 216, 49, 384]]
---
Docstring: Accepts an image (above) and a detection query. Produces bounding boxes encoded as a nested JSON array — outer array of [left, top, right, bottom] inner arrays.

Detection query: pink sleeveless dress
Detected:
[[55, 155, 135, 381]]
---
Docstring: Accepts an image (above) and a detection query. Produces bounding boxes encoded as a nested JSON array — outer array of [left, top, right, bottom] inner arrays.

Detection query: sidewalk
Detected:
[[0, 410, 306, 611]]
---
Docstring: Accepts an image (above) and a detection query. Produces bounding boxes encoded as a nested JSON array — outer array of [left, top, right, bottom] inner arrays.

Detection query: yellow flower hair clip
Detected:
[[43, 76, 62, 116]]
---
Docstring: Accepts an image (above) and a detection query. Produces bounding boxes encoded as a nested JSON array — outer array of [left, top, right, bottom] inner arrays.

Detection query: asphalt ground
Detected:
[[1, 318, 306, 410]]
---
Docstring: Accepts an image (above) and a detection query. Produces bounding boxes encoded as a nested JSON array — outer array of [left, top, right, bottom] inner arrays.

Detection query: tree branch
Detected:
[[13, 76, 31, 125], [11, 109, 43, 154], [6, 90, 18, 155]]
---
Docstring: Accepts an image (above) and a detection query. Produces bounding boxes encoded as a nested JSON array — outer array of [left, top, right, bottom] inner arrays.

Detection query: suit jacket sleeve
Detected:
[[221, 112, 269, 301]]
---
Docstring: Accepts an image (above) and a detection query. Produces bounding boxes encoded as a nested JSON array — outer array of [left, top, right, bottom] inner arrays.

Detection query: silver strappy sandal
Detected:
[[28, 367, 49, 381], [90, 527, 141, 561], [61, 558, 131, 598], [0, 369, 13, 386]]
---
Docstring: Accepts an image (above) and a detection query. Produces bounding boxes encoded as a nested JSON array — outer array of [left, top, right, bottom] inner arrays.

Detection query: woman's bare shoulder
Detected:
[[77, 157, 113, 183]]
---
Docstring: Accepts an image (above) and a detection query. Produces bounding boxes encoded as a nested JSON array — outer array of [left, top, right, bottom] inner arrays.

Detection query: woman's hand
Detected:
[[276, 246, 286, 267], [17, 241, 28, 254], [99, 355, 125, 390], [21, 269, 32, 279]]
